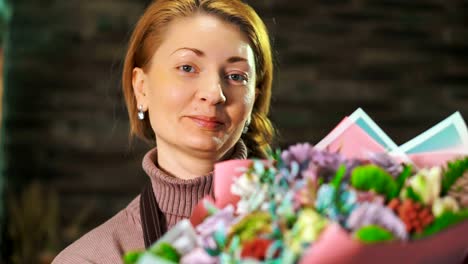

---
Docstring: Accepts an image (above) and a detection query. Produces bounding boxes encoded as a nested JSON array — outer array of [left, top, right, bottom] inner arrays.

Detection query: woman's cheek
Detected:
[[242, 88, 256, 107]]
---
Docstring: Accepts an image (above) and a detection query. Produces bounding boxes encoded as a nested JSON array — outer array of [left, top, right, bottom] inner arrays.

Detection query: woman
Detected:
[[53, 0, 274, 263]]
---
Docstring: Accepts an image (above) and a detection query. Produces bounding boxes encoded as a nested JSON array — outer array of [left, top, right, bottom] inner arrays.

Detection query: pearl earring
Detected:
[[243, 119, 250, 134], [138, 105, 145, 120]]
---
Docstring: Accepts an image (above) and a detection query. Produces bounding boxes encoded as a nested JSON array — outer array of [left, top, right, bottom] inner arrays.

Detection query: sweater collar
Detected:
[[141, 139, 247, 217]]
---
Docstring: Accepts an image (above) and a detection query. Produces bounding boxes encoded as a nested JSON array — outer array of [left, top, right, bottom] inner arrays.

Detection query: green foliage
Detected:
[[123, 243, 181, 263], [229, 212, 272, 242], [351, 165, 398, 200], [331, 165, 346, 190], [404, 186, 423, 204], [418, 209, 468, 238], [150, 242, 181, 263], [442, 157, 468, 195], [354, 225, 395, 244], [204, 199, 219, 216], [268, 148, 283, 166], [396, 165, 413, 194], [123, 251, 143, 264], [213, 228, 227, 249]]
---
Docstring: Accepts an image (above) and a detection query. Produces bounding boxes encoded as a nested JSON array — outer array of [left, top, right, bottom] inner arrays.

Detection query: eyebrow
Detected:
[[171, 47, 248, 63], [227, 56, 248, 63], [171, 47, 205, 56]]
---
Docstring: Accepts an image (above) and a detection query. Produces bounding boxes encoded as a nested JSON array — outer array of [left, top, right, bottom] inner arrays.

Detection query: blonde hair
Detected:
[[122, 0, 275, 158]]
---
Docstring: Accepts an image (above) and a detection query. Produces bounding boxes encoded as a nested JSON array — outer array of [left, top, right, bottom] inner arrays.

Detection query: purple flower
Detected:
[[282, 144, 364, 181], [196, 205, 237, 250], [310, 150, 362, 180], [346, 202, 408, 240], [281, 143, 315, 166], [368, 152, 403, 178]]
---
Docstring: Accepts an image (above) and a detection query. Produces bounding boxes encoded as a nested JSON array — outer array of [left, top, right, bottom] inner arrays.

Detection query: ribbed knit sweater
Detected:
[[52, 140, 247, 264]]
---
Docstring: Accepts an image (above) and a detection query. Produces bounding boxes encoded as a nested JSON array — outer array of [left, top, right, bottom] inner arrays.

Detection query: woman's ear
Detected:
[[255, 88, 260, 101], [132, 67, 149, 109]]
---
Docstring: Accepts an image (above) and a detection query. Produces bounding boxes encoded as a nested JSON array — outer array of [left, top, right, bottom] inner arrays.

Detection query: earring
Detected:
[[242, 120, 250, 134], [138, 105, 145, 120]]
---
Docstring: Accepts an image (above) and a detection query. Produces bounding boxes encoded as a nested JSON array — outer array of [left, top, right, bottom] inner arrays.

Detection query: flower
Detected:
[[285, 208, 328, 254], [347, 202, 408, 240], [355, 190, 385, 205], [432, 196, 460, 217], [124, 135, 468, 264], [367, 152, 403, 178], [180, 248, 219, 264], [196, 205, 237, 250], [240, 238, 274, 261], [402, 167, 442, 205], [294, 177, 318, 209], [387, 199, 434, 234], [281, 143, 315, 166], [315, 184, 358, 223], [231, 172, 258, 199], [228, 212, 272, 243], [311, 150, 362, 180]]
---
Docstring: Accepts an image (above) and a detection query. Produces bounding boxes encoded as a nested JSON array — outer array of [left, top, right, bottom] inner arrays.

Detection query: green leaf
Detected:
[[205, 247, 221, 257], [213, 228, 227, 249], [254, 160, 266, 175], [354, 225, 395, 244], [351, 165, 398, 200], [266, 240, 283, 260], [404, 186, 423, 204], [318, 177, 324, 186], [228, 235, 240, 254], [417, 209, 468, 238], [332, 165, 346, 190], [396, 164, 413, 194], [203, 199, 219, 216], [149, 242, 181, 263], [442, 157, 468, 195], [123, 251, 143, 264], [269, 148, 284, 167]]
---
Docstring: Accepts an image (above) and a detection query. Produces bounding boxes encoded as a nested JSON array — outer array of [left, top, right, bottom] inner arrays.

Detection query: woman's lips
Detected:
[[187, 116, 224, 130]]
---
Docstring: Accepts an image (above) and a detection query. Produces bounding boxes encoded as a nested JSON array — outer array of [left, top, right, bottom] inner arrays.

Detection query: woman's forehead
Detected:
[[153, 14, 255, 63]]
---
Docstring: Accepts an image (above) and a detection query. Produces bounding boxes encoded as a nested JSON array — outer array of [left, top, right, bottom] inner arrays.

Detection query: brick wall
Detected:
[[3, 0, 468, 254]]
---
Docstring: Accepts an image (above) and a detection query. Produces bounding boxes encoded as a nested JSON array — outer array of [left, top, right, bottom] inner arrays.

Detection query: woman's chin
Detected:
[[184, 135, 225, 153]]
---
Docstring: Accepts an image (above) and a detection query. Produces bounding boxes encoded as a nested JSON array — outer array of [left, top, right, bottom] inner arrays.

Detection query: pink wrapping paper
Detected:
[[409, 150, 467, 168], [213, 159, 253, 209], [317, 118, 387, 160], [299, 222, 468, 264]]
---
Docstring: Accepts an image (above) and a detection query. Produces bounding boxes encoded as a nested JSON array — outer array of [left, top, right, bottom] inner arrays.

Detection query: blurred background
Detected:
[[1, 0, 467, 262]]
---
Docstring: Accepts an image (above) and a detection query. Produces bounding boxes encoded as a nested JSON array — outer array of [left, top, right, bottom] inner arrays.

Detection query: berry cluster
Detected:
[[388, 199, 434, 233]]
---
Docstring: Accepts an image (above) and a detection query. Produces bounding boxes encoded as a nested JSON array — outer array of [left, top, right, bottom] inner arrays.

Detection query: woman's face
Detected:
[[133, 14, 257, 158]]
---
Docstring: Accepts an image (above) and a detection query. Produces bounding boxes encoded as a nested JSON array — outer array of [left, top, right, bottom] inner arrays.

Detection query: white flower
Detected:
[[405, 167, 441, 205], [231, 173, 257, 198], [432, 196, 460, 217]]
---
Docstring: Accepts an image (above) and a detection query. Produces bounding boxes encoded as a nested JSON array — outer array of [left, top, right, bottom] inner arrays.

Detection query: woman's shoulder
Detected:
[[52, 195, 144, 264]]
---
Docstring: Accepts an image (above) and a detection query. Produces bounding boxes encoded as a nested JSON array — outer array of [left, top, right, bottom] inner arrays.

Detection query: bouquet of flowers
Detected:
[[124, 109, 468, 264]]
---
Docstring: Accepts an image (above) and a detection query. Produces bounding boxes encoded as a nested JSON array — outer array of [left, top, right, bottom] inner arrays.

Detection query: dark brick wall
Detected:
[[2, 0, 468, 254], [257, 0, 468, 146]]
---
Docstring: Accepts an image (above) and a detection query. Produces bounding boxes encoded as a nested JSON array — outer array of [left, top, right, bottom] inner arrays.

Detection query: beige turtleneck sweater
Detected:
[[52, 140, 247, 264]]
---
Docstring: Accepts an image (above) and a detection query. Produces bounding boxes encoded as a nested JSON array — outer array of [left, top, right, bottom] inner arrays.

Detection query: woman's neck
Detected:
[[155, 141, 235, 180]]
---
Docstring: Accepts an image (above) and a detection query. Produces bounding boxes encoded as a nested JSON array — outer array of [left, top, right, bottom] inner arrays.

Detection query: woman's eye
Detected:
[[179, 65, 195, 73], [227, 73, 248, 84]]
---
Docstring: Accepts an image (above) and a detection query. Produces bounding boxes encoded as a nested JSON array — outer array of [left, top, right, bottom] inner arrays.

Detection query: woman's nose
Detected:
[[198, 76, 227, 105]]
